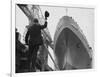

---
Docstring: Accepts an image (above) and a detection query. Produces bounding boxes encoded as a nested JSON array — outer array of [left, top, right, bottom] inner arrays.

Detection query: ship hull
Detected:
[[54, 16, 92, 70]]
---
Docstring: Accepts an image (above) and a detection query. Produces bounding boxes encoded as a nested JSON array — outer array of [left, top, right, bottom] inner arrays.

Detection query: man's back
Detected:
[[29, 24, 42, 40], [25, 21, 47, 45]]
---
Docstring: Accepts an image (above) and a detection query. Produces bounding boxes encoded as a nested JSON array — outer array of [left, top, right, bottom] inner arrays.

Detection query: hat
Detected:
[[45, 11, 50, 18]]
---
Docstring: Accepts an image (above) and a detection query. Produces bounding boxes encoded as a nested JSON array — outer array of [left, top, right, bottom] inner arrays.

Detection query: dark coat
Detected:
[[25, 21, 47, 45]]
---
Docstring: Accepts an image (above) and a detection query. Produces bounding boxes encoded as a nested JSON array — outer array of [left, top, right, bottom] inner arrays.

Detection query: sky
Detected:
[[16, 5, 94, 69]]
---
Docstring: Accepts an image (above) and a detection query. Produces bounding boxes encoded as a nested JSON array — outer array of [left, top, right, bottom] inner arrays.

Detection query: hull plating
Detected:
[[54, 16, 92, 70]]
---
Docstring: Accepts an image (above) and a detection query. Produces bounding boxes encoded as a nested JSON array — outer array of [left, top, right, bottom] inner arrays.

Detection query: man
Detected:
[[25, 18, 48, 71]]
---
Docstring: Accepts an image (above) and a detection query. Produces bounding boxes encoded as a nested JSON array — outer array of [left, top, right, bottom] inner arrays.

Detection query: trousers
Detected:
[[28, 41, 39, 71]]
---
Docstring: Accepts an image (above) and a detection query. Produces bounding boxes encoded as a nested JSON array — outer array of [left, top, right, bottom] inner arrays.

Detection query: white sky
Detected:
[[16, 5, 94, 69]]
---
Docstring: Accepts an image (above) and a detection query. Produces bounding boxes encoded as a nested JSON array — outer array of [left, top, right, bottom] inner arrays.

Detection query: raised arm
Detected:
[[40, 21, 48, 29]]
